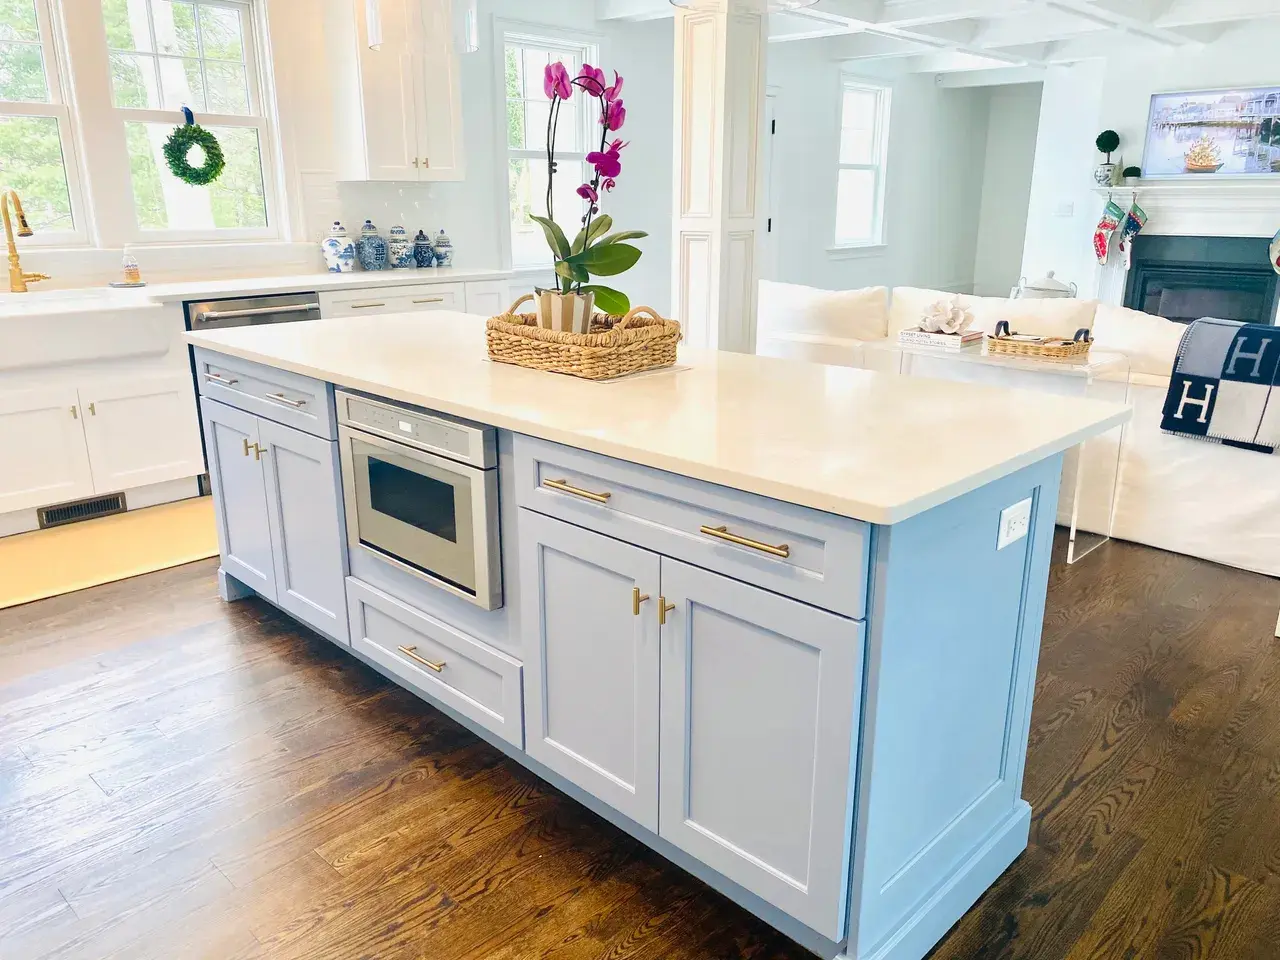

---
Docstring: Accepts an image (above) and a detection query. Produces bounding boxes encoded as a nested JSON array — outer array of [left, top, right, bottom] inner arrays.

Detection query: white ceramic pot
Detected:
[[538, 290, 596, 334], [1092, 162, 1118, 187]]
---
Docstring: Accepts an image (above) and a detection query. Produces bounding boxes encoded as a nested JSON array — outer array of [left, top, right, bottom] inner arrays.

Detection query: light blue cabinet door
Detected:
[[658, 557, 864, 942], [201, 398, 274, 599], [519, 509, 661, 831], [258, 418, 350, 644]]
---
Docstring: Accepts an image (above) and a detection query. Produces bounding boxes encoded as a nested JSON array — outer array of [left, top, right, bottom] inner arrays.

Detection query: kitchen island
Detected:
[[186, 312, 1129, 960]]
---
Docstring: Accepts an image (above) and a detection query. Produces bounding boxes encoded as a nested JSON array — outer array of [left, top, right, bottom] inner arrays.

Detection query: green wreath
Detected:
[[164, 116, 226, 186]]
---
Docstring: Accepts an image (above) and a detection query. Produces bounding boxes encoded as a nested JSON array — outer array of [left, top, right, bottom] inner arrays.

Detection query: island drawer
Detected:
[[319, 282, 466, 317], [346, 578, 524, 748], [513, 436, 869, 620], [195, 348, 336, 440]]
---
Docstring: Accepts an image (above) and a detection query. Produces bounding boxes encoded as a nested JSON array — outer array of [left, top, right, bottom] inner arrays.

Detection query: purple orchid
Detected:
[[576, 63, 606, 97], [602, 177, 617, 193], [543, 61, 572, 100], [587, 139, 627, 179], [604, 71, 624, 102], [577, 183, 599, 204], [603, 99, 626, 132]]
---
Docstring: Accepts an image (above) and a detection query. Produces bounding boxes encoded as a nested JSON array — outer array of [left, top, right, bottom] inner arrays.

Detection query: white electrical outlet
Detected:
[[997, 497, 1033, 550]]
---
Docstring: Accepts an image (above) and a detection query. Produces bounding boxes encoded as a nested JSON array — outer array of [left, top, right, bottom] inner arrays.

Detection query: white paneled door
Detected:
[[201, 398, 275, 599], [0, 387, 94, 514]]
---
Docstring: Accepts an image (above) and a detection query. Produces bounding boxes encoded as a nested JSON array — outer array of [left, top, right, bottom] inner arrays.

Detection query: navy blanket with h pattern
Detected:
[[1161, 318, 1280, 454]]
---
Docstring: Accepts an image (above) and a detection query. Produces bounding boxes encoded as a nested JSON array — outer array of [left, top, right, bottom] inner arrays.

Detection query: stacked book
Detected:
[[897, 328, 984, 351]]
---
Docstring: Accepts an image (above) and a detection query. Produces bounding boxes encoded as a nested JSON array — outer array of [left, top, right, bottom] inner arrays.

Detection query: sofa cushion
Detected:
[[1090, 303, 1185, 378], [758, 280, 889, 342], [888, 287, 1098, 340]]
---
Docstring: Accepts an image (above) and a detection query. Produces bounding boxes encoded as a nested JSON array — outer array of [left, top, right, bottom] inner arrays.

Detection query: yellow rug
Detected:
[[0, 497, 219, 609]]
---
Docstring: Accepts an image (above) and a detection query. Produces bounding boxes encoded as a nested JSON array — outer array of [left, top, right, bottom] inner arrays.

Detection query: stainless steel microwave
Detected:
[[336, 391, 502, 609]]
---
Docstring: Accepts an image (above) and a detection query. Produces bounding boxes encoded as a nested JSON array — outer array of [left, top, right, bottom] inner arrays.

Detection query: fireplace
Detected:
[[1123, 235, 1280, 324]]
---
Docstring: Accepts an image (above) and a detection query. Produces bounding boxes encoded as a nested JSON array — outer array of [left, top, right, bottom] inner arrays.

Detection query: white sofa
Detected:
[[758, 280, 1280, 579]]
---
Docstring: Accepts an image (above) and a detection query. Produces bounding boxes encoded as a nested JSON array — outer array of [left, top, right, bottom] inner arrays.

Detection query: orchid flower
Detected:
[[604, 71, 624, 103], [576, 63, 606, 97], [586, 139, 627, 179], [577, 183, 599, 204], [603, 99, 626, 132], [543, 62, 572, 100]]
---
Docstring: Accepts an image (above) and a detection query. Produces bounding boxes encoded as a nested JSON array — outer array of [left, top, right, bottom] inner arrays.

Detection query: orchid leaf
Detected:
[[581, 285, 630, 315], [565, 242, 642, 277], [571, 215, 613, 255], [530, 215, 571, 260], [554, 259, 589, 284], [597, 230, 648, 245]]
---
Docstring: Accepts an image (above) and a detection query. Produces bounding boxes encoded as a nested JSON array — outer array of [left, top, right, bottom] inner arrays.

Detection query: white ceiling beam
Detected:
[[910, 50, 1024, 71], [900, 18, 982, 43], [1039, 0, 1208, 47], [828, 31, 934, 58], [972, 8, 1095, 46], [595, 0, 673, 21], [876, 0, 1030, 28], [1158, 0, 1280, 27], [933, 64, 1048, 85]]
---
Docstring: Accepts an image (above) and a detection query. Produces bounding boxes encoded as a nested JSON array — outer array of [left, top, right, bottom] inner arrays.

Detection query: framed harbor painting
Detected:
[[1142, 87, 1280, 177]]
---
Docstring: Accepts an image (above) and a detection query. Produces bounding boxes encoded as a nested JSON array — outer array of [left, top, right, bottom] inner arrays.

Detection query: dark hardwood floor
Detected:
[[1, 538, 1279, 959]]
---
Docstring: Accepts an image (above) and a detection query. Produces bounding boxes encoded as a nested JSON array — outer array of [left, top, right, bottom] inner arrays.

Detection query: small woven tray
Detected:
[[986, 321, 1093, 360], [486, 294, 682, 381]]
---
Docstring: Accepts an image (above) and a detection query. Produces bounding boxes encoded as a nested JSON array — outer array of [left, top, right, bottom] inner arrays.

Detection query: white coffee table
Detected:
[[863, 340, 1131, 563]]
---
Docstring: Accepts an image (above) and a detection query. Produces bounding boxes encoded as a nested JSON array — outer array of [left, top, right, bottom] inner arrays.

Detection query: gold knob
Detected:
[[252, 443, 265, 461], [88, 402, 96, 416], [422, 157, 430, 168], [632, 587, 649, 617], [70, 405, 78, 419], [659, 597, 676, 626], [242, 438, 251, 457]]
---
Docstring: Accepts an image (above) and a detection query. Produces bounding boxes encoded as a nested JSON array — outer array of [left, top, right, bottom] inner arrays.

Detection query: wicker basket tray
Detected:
[[486, 294, 682, 381], [986, 321, 1093, 361]]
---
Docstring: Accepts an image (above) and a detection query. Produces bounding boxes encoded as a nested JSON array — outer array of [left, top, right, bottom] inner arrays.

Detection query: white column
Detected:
[[671, 0, 767, 353]]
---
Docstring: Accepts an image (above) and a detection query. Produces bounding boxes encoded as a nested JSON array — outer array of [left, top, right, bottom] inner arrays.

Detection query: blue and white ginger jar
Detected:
[[356, 220, 388, 271], [413, 229, 434, 268], [433, 229, 453, 268], [321, 221, 355, 273], [388, 225, 414, 269]]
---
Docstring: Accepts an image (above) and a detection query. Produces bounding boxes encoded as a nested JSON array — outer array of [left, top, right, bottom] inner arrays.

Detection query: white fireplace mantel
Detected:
[[1089, 180, 1280, 306]]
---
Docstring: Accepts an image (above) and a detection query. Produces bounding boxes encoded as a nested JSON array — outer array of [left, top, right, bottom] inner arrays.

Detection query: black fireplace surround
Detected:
[[1123, 235, 1280, 325]]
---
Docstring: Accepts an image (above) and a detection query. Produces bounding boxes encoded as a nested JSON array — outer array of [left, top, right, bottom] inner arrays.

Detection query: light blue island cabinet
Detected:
[[187, 314, 1129, 960]]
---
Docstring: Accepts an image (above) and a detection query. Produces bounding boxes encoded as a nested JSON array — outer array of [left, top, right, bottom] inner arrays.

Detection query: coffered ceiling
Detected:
[[596, 0, 1278, 74]]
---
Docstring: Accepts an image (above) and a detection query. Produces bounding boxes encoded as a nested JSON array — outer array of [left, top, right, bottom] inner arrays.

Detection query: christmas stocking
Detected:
[[1118, 201, 1148, 269], [1093, 199, 1124, 265]]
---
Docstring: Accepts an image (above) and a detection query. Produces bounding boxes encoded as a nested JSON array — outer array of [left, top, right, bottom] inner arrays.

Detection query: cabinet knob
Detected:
[[88, 402, 96, 416], [70, 405, 78, 420], [632, 587, 650, 617], [412, 158, 419, 167], [659, 598, 676, 626], [242, 438, 251, 458], [422, 157, 430, 169], [252, 443, 265, 461]]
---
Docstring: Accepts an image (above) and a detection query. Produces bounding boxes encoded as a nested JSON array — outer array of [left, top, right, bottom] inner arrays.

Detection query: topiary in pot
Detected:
[[1096, 130, 1120, 162], [1093, 130, 1122, 186]]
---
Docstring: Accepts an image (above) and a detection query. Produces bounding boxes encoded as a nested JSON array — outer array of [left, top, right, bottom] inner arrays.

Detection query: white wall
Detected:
[[1020, 22, 1280, 296], [766, 40, 992, 296], [971, 83, 1042, 297], [333, 1, 675, 314]]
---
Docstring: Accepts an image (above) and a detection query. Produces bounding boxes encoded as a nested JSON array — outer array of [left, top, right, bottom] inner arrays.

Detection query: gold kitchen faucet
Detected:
[[2, 189, 50, 293]]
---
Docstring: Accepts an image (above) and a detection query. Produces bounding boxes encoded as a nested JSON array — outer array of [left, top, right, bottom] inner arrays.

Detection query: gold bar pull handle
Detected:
[[242, 438, 251, 457], [204, 372, 239, 386], [398, 645, 445, 673], [632, 587, 650, 617], [252, 443, 265, 461], [698, 525, 790, 559], [542, 478, 612, 504], [659, 598, 676, 626], [412, 297, 445, 304], [88, 402, 96, 416], [70, 405, 78, 419]]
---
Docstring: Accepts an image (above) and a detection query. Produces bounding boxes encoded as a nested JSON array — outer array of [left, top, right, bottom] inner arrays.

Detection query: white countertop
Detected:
[[0, 267, 513, 317], [186, 312, 1131, 525]]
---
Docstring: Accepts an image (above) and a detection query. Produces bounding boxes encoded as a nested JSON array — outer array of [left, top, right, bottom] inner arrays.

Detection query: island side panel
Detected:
[[847, 454, 1062, 960]]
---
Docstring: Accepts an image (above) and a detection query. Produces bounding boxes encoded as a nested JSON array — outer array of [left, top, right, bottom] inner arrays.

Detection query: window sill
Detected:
[[827, 243, 887, 261]]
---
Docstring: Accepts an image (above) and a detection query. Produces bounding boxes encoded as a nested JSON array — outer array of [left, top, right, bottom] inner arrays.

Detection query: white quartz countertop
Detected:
[[186, 312, 1131, 525]]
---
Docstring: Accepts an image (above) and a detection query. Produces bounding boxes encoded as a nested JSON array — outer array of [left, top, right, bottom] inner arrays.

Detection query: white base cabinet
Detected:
[[203, 398, 349, 643], [518, 508, 864, 941], [0, 375, 203, 516], [0, 387, 95, 515]]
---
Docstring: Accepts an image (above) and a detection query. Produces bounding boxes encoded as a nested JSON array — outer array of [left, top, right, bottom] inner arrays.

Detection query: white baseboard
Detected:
[[0, 476, 203, 539]]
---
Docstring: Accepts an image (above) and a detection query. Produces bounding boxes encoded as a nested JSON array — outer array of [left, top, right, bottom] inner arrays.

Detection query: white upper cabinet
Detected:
[[326, 0, 465, 182]]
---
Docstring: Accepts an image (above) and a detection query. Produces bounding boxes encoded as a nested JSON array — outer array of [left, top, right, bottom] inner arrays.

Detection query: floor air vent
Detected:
[[38, 493, 127, 529]]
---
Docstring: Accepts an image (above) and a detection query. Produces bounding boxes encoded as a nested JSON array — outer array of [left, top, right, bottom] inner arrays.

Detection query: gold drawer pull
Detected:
[[659, 597, 676, 626], [632, 587, 649, 617], [699, 525, 790, 559], [266, 392, 307, 408], [205, 372, 239, 386], [349, 301, 387, 309], [398, 645, 445, 672], [412, 297, 445, 304], [543, 478, 611, 504], [242, 438, 251, 457]]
